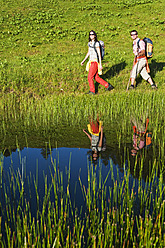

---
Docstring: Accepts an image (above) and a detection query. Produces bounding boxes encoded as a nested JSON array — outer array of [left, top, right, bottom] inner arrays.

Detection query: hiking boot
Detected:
[[151, 84, 157, 89], [86, 91, 95, 95], [107, 84, 114, 91], [129, 85, 134, 90]]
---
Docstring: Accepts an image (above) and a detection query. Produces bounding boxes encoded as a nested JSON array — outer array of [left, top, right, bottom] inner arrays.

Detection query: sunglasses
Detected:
[[131, 33, 137, 36], [90, 33, 95, 35]]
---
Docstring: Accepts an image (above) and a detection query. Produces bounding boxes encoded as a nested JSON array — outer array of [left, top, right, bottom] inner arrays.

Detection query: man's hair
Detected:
[[130, 30, 138, 35]]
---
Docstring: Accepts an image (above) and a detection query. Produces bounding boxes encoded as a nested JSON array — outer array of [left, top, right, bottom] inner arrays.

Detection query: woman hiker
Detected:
[[81, 30, 114, 95], [83, 115, 106, 162]]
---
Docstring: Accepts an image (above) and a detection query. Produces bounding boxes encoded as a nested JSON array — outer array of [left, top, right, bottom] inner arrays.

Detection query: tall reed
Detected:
[[0, 147, 164, 247], [0, 92, 164, 138]]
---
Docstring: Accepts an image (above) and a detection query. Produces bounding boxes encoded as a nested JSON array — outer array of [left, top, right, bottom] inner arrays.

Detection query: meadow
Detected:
[[0, 0, 165, 96], [0, 0, 165, 247]]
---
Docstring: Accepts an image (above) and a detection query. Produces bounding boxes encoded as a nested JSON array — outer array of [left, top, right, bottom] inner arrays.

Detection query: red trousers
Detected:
[[88, 62, 109, 93]]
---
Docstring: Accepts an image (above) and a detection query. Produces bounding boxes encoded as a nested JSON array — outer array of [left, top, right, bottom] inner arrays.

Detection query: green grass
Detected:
[[0, 0, 165, 96], [0, 92, 164, 166], [0, 91, 164, 134]]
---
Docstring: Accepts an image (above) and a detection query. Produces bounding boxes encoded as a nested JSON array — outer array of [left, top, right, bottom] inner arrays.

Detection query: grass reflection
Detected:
[[0, 145, 164, 247]]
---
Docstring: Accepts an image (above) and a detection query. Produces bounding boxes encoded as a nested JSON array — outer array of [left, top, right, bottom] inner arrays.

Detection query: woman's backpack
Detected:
[[94, 41, 105, 61]]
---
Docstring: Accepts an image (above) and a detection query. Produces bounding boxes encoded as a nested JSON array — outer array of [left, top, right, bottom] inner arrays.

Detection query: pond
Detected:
[[0, 117, 164, 247], [1, 120, 163, 207]]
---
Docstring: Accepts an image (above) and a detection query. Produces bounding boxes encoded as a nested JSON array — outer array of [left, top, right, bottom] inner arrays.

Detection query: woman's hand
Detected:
[[99, 64, 103, 71], [81, 50, 89, 66]]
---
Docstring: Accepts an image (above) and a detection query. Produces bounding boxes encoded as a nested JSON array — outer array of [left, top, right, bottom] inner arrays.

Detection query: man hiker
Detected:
[[130, 117, 152, 156], [129, 30, 157, 89]]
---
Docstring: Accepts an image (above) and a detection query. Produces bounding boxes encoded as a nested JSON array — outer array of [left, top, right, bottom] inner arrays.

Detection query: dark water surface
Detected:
[[0, 123, 164, 213], [2, 146, 117, 202], [1, 134, 163, 204], [0, 127, 164, 244]]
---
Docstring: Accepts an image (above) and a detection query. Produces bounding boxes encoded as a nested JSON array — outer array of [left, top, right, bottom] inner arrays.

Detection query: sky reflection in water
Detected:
[[2, 147, 123, 207]]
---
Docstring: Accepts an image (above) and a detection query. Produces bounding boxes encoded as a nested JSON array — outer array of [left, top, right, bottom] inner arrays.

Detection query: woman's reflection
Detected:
[[83, 116, 106, 162]]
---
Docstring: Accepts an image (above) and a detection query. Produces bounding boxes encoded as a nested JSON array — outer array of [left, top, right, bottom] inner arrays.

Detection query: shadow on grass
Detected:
[[149, 59, 165, 78], [95, 61, 127, 93], [103, 61, 127, 80], [136, 59, 165, 87], [94, 59, 164, 91]]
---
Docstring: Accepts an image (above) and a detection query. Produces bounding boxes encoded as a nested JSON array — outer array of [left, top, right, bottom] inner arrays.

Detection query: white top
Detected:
[[88, 41, 99, 61], [133, 38, 145, 56]]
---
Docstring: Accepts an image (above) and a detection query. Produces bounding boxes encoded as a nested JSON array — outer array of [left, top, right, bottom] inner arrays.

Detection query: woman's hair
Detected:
[[90, 120, 99, 134], [92, 150, 99, 164], [89, 30, 98, 42]]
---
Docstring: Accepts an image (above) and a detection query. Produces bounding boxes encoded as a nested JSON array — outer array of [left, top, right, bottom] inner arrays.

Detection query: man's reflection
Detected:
[[131, 117, 152, 156], [83, 116, 106, 162]]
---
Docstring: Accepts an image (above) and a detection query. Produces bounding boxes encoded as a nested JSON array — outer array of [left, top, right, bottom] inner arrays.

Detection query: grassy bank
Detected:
[[0, 92, 164, 163], [0, 92, 164, 137], [0, 0, 165, 97]]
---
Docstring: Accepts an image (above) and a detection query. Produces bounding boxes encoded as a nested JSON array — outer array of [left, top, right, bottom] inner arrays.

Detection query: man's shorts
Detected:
[[131, 58, 150, 81]]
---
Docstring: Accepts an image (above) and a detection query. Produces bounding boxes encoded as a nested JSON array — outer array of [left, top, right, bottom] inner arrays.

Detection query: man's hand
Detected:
[[138, 49, 145, 57]]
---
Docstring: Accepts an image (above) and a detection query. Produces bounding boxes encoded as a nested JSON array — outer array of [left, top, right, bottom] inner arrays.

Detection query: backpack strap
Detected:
[[94, 41, 99, 62], [137, 38, 140, 48], [137, 38, 141, 53]]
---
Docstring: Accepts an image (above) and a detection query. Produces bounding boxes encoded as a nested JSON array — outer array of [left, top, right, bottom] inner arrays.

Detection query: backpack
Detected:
[[145, 132, 152, 148], [94, 40, 105, 61], [137, 37, 153, 59]]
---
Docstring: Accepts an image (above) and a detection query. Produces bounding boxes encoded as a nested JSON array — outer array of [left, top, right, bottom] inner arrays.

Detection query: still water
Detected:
[[2, 146, 119, 208], [1, 133, 161, 211], [0, 123, 164, 246], [1, 114, 164, 216]]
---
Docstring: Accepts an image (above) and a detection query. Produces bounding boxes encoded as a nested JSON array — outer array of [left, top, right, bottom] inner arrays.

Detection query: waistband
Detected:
[[137, 55, 146, 59]]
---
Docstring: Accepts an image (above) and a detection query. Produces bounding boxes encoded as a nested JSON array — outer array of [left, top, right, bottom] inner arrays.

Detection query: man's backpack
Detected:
[[145, 132, 152, 148], [137, 37, 153, 59], [94, 40, 105, 61]]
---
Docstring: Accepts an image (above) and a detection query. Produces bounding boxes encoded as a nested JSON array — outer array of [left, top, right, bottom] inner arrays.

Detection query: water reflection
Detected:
[[40, 146, 51, 159], [130, 117, 152, 156], [1, 116, 164, 184], [83, 116, 106, 164]]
